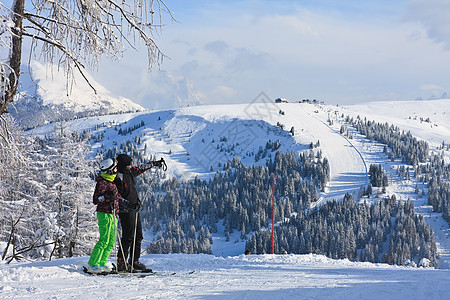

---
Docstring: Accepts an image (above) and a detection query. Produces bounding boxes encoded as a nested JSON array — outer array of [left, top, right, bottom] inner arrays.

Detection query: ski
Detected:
[[115, 271, 160, 278], [115, 270, 195, 277], [116, 270, 174, 278], [82, 266, 154, 277], [82, 266, 194, 277]]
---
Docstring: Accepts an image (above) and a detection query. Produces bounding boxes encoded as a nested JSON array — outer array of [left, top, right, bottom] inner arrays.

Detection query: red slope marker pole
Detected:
[[272, 173, 275, 254]]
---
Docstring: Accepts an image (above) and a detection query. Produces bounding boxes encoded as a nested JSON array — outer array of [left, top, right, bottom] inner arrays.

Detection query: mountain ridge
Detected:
[[9, 61, 146, 129]]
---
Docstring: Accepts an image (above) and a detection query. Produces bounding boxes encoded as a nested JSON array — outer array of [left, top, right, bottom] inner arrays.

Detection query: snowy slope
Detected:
[[342, 99, 450, 160], [306, 100, 450, 269], [9, 99, 450, 298], [1, 253, 450, 300], [9, 61, 146, 128], [29, 102, 367, 199], [26, 99, 450, 196]]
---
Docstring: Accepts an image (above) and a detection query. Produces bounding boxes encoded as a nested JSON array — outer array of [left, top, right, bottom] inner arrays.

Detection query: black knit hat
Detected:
[[117, 154, 132, 172]]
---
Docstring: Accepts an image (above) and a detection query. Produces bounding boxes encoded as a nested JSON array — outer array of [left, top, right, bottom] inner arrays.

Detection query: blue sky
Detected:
[[5, 0, 450, 108]]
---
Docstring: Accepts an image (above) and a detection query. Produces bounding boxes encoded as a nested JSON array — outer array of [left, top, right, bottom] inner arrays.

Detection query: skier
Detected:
[[114, 154, 164, 272], [87, 158, 121, 274]]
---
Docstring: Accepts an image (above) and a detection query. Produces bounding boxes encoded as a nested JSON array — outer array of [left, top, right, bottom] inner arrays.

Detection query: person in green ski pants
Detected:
[[87, 158, 122, 274]]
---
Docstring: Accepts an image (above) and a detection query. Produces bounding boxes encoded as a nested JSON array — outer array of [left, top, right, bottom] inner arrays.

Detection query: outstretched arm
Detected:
[[129, 162, 154, 177], [130, 158, 167, 177]]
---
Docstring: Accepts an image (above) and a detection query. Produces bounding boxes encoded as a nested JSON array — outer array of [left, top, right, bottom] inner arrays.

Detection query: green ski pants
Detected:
[[88, 212, 117, 266]]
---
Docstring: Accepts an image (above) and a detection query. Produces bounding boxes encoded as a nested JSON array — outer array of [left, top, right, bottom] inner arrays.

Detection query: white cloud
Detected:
[[129, 69, 205, 109], [405, 0, 450, 49], [271, 14, 319, 38], [420, 83, 444, 91], [91, 1, 450, 106], [212, 85, 237, 98], [204, 40, 230, 56]]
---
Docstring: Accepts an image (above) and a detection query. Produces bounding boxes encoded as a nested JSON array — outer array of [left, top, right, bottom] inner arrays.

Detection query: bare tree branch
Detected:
[[1, 204, 26, 261], [0, 0, 175, 116]]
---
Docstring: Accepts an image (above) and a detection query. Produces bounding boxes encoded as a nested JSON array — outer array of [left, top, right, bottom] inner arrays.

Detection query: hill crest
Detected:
[[9, 61, 146, 128]]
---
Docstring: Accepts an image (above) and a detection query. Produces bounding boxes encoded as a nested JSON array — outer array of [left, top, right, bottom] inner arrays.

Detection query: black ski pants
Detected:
[[118, 210, 143, 263]]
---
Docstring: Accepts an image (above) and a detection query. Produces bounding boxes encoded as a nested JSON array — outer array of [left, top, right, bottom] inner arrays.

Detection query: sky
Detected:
[[4, 0, 450, 109]]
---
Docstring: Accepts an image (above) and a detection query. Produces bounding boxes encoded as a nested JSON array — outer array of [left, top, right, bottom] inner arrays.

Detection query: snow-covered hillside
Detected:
[[1, 253, 450, 300], [30, 99, 450, 202], [29, 102, 366, 192], [342, 99, 450, 162], [4, 98, 450, 299], [8, 61, 146, 129]]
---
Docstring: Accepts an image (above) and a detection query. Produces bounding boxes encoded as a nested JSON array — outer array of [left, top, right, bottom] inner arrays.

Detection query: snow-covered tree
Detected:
[[0, 0, 174, 115], [28, 123, 96, 259], [0, 115, 35, 262], [0, 117, 97, 262]]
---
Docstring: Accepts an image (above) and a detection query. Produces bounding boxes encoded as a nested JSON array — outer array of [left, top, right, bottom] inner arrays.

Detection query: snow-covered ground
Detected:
[[343, 100, 450, 161], [1, 253, 450, 300], [5, 99, 450, 299]]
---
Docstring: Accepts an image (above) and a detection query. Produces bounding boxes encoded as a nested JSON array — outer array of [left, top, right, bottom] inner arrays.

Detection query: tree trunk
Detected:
[[1, 0, 24, 115]]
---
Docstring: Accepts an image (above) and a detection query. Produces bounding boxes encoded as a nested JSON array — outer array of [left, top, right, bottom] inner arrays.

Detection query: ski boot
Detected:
[[130, 261, 152, 273], [116, 259, 129, 272], [87, 265, 111, 274]]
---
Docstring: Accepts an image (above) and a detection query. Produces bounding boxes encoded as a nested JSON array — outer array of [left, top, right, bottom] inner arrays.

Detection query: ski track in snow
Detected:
[[295, 104, 369, 206], [1, 254, 450, 300], [6, 100, 450, 298]]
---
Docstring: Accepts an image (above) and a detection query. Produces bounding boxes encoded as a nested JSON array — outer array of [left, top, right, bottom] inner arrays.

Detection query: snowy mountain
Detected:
[[3, 98, 450, 299], [29, 98, 450, 256], [8, 61, 146, 129], [28, 98, 450, 190], [137, 70, 207, 109]]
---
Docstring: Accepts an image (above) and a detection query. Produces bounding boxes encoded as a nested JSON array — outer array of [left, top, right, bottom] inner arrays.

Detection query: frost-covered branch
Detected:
[[0, 0, 24, 115], [0, 0, 175, 116]]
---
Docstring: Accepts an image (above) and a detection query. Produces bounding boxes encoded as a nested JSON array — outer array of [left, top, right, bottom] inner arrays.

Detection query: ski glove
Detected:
[[139, 162, 154, 171], [99, 190, 116, 204], [105, 190, 114, 197], [152, 159, 167, 170], [127, 200, 142, 212], [152, 160, 163, 167], [118, 196, 129, 207]]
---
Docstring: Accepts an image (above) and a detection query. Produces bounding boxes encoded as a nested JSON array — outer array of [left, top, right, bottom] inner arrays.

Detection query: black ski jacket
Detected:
[[114, 163, 153, 212]]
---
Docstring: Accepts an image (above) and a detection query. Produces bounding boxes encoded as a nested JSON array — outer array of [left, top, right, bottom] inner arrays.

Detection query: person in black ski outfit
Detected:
[[114, 154, 164, 272]]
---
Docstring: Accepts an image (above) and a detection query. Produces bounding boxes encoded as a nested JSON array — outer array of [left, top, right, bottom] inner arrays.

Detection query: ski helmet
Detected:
[[99, 158, 117, 174], [117, 154, 132, 172], [117, 154, 132, 166]]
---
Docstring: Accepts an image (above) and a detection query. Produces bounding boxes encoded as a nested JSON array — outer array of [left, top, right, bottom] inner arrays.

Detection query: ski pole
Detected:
[[160, 158, 168, 171], [130, 209, 139, 273], [112, 209, 118, 269], [115, 215, 129, 271], [152, 158, 168, 171], [112, 201, 128, 272]]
